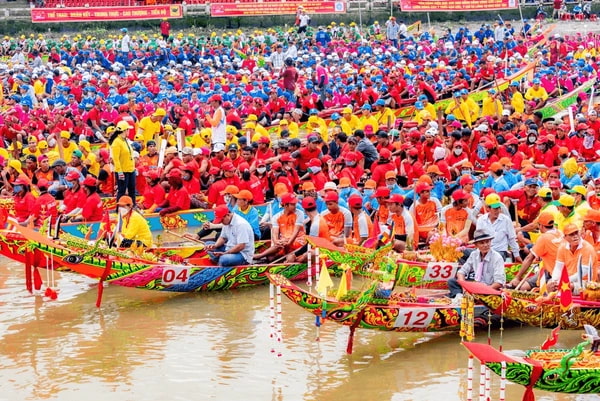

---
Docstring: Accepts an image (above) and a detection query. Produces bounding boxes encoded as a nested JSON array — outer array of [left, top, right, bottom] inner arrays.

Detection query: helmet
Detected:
[[285, 58, 294, 66], [116, 120, 131, 132]]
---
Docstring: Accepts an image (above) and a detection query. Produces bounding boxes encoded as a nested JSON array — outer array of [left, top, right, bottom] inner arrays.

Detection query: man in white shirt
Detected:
[[120, 28, 132, 54], [206, 205, 255, 266], [475, 193, 522, 262]]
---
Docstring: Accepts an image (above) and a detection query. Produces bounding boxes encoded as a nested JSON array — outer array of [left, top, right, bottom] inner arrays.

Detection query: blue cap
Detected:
[[415, 101, 424, 110], [510, 81, 520, 87], [331, 113, 341, 120], [532, 78, 541, 84], [447, 114, 456, 121], [361, 104, 372, 111], [460, 89, 469, 95], [488, 89, 497, 94], [418, 94, 428, 101], [375, 99, 385, 106], [524, 178, 541, 187], [309, 108, 318, 115]]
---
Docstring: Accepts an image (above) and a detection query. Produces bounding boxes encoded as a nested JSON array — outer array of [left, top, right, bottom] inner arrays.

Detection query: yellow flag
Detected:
[[316, 262, 333, 296], [336, 270, 348, 300]]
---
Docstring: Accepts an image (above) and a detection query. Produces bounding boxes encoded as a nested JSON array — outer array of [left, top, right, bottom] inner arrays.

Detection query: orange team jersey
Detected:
[[582, 229, 600, 258], [349, 211, 373, 245], [413, 200, 439, 234], [444, 207, 469, 237], [307, 214, 332, 241], [555, 241, 598, 279], [375, 203, 389, 224], [321, 208, 352, 238], [389, 213, 406, 236], [531, 229, 563, 274], [273, 209, 306, 249]]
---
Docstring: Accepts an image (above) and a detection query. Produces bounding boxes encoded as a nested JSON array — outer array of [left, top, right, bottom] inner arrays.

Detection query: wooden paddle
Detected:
[[165, 229, 206, 246]]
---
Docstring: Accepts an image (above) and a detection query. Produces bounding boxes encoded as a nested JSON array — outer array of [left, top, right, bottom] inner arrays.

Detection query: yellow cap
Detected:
[[342, 107, 352, 114], [60, 131, 70, 139], [558, 194, 575, 207]]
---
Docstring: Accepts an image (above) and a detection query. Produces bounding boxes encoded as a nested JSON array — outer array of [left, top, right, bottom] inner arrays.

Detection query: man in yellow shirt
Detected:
[[137, 108, 165, 143], [341, 107, 361, 132], [460, 89, 480, 122], [509, 82, 525, 113], [279, 113, 299, 138], [418, 94, 437, 119], [481, 89, 504, 118], [58, 131, 78, 163], [245, 114, 270, 139], [445, 92, 472, 127], [373, 98, 396, 130], [359, 103, 379, 132], [78, 140, 100, 177], [525, 78, 549, 108]]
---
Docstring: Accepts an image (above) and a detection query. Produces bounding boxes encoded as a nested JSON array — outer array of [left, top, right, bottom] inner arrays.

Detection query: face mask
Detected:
[[118, 206, 129, 217], [13, 185, 22, 194], [387, 183, 395, 190], [257, 167, 266, 174], [339, 188, 350, 198], [364, 189, 374, 197], [345, 161, 355, 167], [183, 173, 191, 181], [454, 148, 463, 156], [224, 195, 232, 203], [309, 166, 322, 174], [461, 169, 471, 175], [528, 135, 536, 143]]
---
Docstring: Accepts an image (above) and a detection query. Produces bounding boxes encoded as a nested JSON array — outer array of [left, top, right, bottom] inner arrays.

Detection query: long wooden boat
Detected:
[[268, 273, 488, 333], [460, 281, 600, 329], [0, 225, 309, 293], [463, 339, 600, 396], [537, 77, 596, 119], [307, 236, 523, 289]]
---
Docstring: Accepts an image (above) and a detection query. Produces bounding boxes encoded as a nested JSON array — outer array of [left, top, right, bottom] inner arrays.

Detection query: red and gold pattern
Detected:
[[159, 214, 188, 230]]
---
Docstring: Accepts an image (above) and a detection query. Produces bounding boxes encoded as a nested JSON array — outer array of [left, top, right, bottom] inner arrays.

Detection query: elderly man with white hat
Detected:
[[447, 228, 506, 298]]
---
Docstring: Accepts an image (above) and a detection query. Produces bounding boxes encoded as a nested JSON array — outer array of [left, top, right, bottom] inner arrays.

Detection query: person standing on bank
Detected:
[[205, 94, 226, 149], [110, 121, 136, 201], [447, 229, 506, 298], [160, 18, 170, 41]]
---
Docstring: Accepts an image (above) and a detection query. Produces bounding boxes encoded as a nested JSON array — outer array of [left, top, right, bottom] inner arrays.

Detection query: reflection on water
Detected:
[[0, 257, 598, 401]]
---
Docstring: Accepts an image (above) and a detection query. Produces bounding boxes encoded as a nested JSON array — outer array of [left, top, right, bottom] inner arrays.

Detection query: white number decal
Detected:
[[162, 266, 190, 285], [423, 262, 458, 280], [394, 308, 435, 328]]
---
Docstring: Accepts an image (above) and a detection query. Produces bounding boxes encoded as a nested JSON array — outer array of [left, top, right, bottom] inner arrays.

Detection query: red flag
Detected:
[[33, 267, 43, 291], [558, 265, 572, 311], [100, 210, 112, 238], [541, 327, 560, 350], [345, 267, 352, 291]]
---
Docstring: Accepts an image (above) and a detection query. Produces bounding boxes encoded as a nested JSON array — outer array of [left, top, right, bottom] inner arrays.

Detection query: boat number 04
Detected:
[[393, 308, 435, 328], [162, 266, 191, 285], [423, 262, 458, 281]]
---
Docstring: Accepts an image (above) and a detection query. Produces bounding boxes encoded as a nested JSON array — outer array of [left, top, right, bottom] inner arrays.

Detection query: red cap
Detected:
[[407, 148, 419, 157], [144, 169, 161, 180], [37, 178, 49, 189], [548, 179, 562, 189], [213, 205, 230, 223], [94, 98, 104, 105], [379, 148, 391, 159], [344, 152, 358, 162], [481, 187, 496, 198], [452, 189, 470, 201], [65, 170, 80, 181], [302, 196, 316, 209], [280, 193, 298, 204], [271, 161, 283, 171], [221, 162, 235, 171], [82, 176, 97, 186], [415, 182, 432, 193], [308, 158, 322, 168], [167, 168, 182, 178], [280, 153, 293, 163], [459, 175, 476, 186], [386, 194, 405, 203], [209, 94, 222, 102], [258, 136, 270, 144], [323, 191, 339, 202], [374, 187, 391, 198], [348, 194, 363, 208]]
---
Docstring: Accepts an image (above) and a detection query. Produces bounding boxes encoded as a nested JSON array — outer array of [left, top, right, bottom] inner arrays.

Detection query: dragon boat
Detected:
[[537, 77, 596, 119], [459, 281, 600, 329], [307, 236, 523, 289], [268, 273, 489, 334], [0, 222, 311, 293], [463, 330, 600, 398]]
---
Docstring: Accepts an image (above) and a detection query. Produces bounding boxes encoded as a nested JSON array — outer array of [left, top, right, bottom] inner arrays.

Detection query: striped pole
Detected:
[[307, 243, 312, 287], [315, 247, 320, 283], [269, 283, 276, 348], [467, 354, 474, 401], [485, 366, 491, 400], [276, 284, 283, 357], [479, 362, 486, 401], [499, 361, 507, 401]]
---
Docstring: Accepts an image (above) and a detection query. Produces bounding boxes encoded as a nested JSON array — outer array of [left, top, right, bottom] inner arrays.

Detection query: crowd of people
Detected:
[[0, 15, 599, 292]]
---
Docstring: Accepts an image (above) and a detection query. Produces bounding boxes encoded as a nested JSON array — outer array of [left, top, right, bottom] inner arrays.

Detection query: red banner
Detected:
[[399, 0, 517, 11], [31, 5, 183, 23], [210, 1, 346, 17]]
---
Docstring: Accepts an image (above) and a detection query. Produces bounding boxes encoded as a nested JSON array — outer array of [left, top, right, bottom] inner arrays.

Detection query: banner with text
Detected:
[[31, 5, 183, 23], [210, 1, 346, 17], [399, 0, 517, 12]]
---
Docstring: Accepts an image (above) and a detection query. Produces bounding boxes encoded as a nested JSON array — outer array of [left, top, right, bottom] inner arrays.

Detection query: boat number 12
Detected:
[[423, 262, 458, 281], [393, 308, 435, 328], [162, 266, 191, 285]]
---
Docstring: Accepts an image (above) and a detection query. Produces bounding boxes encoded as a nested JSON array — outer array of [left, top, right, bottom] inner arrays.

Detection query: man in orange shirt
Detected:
[[549, 223, 598, 294], [285, 196, 330, 263], [254, 192, 305, 261], [347, 194, 373, 246], [409, 182, 442, 243], [320, 191, 352, 246], [441, 189, 474, 243], [582, 209, 600, 256], [509, 212, 563, 290], [385, 194, 417, 251]]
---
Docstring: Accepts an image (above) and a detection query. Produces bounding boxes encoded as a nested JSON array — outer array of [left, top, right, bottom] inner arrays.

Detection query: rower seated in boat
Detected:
[[206, 205, 255, 266], [116, 196, 153, 248], [448, 229, 506, 298]]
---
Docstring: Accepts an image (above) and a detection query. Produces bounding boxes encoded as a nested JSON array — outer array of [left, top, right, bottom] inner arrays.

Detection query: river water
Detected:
[[0, 257, 599, 401]]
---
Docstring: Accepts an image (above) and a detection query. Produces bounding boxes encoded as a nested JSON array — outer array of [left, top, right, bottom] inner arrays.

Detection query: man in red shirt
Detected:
[[292, 134, 322, 174], [160, 18, 171, 40]]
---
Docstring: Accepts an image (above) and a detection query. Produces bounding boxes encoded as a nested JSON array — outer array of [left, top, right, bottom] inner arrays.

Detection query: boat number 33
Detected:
[[162, 266, 191, 285], [423, 262, 458, 281]]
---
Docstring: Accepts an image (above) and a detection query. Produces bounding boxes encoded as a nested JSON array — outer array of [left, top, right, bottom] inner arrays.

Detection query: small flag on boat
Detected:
[[558, 265, 572, 312], [541, 327, 560, 350], [335, 264, 352, 300], [316, 261, 333, 297], [538, 270, 548, 296]]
